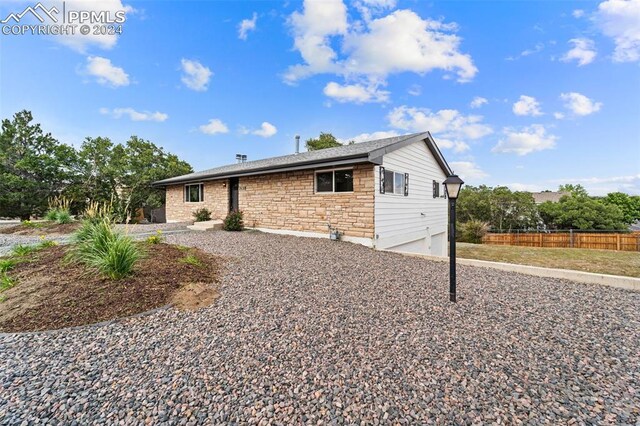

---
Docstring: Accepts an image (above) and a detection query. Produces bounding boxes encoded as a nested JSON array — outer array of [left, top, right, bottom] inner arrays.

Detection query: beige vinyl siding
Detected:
[[374, 140, 448, 255]]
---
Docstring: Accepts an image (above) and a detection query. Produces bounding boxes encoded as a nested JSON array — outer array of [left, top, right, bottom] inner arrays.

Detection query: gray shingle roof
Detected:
[[154, 132, 450, 186]]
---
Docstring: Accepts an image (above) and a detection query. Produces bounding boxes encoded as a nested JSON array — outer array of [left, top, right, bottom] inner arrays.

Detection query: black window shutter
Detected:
[[404, 173, 409, 196], [432, 180, 438, 198], [200, 184, 204, 202], [184, 185, 188, 202], [379, 167, 385, 194]]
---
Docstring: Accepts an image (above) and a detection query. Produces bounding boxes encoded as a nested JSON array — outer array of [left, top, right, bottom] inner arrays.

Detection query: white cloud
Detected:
[[553, 112, 565, 119], [560, 92, 602, 116], [561, 38, 597, 66], [342, 10, 477, 83], [449, 161, 488, 181], [199, 119, 229, 135], [323, 81, 389, 103], [512, 95, 543, 116], [550, 174, 640, 195], [252, 122, 278, 138], [284, 1, 477, 92], [343, 130, 400, 143], [506, 183, 544, 192], [506, 42, 544, 60], [572, 9, 586, 18], [84, 56, 129, 87], [596, 0, 640, 62], [100, 107, 167, 122], [492, 125, 557, 156], [388, 105, 492, 152], [284, 0, 348, 83], [470, 96, 488, 108], [407, 85, 421, 96], [354, 0, 397, 21], [180, 59, 213, 91], [238, 12, 257, 40], [42, 0, 133, 52]]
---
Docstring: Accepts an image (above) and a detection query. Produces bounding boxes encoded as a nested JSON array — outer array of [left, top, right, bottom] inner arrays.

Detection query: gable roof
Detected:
[[153, 132, 452, 186]]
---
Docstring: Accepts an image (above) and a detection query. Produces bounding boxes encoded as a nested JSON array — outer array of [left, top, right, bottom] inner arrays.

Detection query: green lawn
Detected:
[[457, 243, 640, 278]]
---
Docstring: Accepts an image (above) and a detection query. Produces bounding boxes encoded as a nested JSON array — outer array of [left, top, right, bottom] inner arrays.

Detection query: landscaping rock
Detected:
[[0, 231, 638, 424]]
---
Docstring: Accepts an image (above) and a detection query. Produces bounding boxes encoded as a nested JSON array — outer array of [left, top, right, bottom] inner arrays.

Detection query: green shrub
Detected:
[[45, 209, 60, 221], [70, 219, 142, 279], [179, 254, 203, 267], [146, 230, 163, 244], [0, 273, 16, 292], [85, 235, 142, 280], [0, 259, 18, 273], [11, 244, 37, 257], [21, 220, 41, 229], [223, 210, 244, 231], [56, 210, 72, 224], [458, 219, 490, 244], [193, 208, 212, 222], [37, 238, 58, 249]]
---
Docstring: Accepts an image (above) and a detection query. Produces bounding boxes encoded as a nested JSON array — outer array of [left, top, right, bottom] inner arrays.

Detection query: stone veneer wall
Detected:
[[164, 164, 375, 238], [165, 180, 229, 222], [239, 164, 375, 239]]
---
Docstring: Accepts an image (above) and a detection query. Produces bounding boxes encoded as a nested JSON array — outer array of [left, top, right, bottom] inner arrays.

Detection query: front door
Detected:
[[229, 178, 239, 212]]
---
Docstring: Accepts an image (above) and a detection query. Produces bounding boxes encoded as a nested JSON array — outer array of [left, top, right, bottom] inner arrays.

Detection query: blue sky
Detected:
[[1, 0, 639, 195]]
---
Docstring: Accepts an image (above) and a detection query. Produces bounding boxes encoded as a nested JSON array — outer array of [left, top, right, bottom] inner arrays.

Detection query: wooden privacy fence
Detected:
[[483, 232, 640, 252]]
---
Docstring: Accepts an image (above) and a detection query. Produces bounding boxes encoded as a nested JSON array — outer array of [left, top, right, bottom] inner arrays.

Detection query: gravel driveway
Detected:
[[1, 231, 638, 424]]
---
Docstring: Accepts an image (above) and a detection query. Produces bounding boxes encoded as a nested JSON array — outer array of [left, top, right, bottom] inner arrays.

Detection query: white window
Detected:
[[315, 169, 353, 193], [184, 183, 204, 202], [381, 168, 408, 195]]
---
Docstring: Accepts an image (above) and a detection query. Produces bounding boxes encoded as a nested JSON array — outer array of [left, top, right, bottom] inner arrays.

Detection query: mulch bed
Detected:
[[0, 243, 223, 333], [0, 222, 81, 236]]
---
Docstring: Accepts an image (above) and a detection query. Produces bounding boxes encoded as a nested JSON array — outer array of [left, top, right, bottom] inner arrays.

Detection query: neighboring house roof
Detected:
[[629, 221, 640, 232], [153, 132, 453, 186], [530, 191, 568, 204]]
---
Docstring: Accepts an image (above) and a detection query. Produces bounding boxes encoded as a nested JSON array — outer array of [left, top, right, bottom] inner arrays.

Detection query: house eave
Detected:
[[152, 155, 373, 187]]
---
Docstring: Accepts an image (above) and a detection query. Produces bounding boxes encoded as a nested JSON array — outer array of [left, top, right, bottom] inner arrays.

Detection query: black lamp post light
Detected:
[[443, 174, 464, 302]]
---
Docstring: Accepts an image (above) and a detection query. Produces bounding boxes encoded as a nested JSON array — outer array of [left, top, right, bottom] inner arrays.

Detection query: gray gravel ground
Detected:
[[0, 222, 191, 256], [1, 231, 638, 424]]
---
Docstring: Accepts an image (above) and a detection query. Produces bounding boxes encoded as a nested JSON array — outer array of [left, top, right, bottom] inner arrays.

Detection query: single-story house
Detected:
[[153, 132, 453, 256]]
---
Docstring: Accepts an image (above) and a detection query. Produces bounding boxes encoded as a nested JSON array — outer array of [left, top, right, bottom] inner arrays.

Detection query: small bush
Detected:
[[0, 273, 16, 292], [70, 219, 142, 280], [458, 219, 490, 244], [11, 244, 37, 257], [193, 208, 212, 222], [83, 201, 114, 224], [146, 230, 163, 244], [179, 254, 203, 267], [56, 210, 72, 224], [37, 237, 58, 249], [0, 259, 18, 273], [45, 209, 59, 221], [21, 220, 41, 229], [223, 210, 244, 231]]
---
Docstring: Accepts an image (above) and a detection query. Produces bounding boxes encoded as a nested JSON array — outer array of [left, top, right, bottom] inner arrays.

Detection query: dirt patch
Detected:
[[171, 282, 220, 311], [0, 222, 81, 236], [0, 243, 223, 332]]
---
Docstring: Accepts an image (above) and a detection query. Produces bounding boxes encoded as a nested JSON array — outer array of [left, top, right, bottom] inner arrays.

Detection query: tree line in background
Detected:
[[457, 184, 640, 243], [0, 110, 192, 221]]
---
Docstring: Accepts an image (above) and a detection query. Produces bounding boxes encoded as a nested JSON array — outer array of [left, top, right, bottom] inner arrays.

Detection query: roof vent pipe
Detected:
[[295, 135, 300, 154]]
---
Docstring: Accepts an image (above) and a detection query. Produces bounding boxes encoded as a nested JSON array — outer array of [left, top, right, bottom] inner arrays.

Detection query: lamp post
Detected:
[[443, 174, 464, 302]]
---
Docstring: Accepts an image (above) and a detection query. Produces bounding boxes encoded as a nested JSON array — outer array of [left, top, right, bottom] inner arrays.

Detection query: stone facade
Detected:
[[165, 164, 375, 239], [165, 180, 228, 223], [240, 164, 375, 239]]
